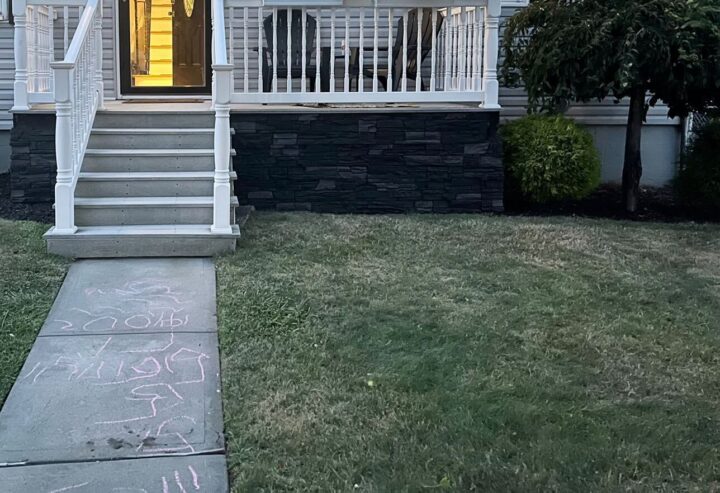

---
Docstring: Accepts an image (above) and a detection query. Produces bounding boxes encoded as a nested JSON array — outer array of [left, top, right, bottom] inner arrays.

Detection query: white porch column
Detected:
[[94, 0, 105, 110], [12, 0, 29, 110], [211, 64, 233, 234], [482, 0, 501, 109], [51, 62, 77, 234]]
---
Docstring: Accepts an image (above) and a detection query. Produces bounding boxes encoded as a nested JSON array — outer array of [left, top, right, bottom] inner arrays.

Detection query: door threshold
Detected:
[[117, 96, 212, 102]]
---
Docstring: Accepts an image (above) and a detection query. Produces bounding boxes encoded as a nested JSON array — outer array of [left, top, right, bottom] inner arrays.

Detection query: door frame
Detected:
[[117, 0, 212, 95]]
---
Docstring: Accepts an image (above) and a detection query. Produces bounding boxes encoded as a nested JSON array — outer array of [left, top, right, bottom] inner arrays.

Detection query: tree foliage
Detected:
[[502, 0, 720, 117], [501, 0, 720, 212]]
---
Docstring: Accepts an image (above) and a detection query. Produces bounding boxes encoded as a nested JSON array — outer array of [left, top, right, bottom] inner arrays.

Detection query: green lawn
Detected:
[[217, 213, 720, 492], [0, 219, 69, 405]]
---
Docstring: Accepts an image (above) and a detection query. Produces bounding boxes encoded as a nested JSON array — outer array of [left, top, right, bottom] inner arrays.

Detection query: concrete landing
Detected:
[[0, 258, 228, 490]]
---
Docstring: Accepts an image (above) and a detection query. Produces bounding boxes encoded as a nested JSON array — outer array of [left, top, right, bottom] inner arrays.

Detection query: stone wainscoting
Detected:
[[9, 113, 56, 203], [231, 109, 503, 213]]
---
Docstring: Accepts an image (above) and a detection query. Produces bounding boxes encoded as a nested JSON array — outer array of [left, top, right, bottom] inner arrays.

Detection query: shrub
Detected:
[[676, 119, 720, 214], [501, 115, 601, 204]]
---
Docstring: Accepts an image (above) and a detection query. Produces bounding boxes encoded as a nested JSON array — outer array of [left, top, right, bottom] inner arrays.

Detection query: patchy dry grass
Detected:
[[217, 213, 720, 492], [0, 219, 69, 405]]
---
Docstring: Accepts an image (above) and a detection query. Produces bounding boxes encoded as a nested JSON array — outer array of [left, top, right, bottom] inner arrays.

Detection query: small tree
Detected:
[[501, 0, 720, 212]]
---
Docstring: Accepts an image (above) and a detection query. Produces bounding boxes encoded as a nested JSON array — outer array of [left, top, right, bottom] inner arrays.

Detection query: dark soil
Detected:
[[0, 173, 53, 224], [506, 184, 719, 223]]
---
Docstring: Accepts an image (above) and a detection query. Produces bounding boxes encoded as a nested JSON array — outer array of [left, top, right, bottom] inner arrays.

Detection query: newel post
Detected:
[[51, 62, 76, 234], [12, 0, 29, 110], [211, 64, 233, 234], [482, 0, 501, 109], [94, 0, 105, 110]]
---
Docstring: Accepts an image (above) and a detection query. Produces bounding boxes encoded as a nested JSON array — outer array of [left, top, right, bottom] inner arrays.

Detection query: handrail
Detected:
[[48, 0, 103, 234], [61, 0, 98, 65]]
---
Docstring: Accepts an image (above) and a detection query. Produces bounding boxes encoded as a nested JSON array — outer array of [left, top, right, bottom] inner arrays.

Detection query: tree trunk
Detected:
[[622, 87, 646, 213]]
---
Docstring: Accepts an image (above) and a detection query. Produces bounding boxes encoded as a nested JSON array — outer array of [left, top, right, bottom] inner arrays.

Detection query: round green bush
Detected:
[[676, 119, 720, 214], [501, 115, 601, 204]]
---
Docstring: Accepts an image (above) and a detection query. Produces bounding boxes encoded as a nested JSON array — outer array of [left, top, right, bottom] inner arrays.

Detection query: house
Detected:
[[0, 0, 681, 257]]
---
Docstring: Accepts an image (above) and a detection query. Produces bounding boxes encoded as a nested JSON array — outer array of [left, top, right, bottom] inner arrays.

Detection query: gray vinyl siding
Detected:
[[0, 22, 14, 131]]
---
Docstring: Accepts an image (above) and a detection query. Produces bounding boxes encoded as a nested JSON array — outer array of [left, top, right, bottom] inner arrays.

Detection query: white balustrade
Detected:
[[221, 0, 501, 105], [50, 0, 103, 233], [12, 0, 86, 109]]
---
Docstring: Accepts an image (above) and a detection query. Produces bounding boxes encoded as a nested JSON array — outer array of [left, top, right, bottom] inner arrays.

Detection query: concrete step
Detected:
[[94, 111, 213, 129], [45, 224, 240, 258], [88, 128, 225, 149], [82, 149, 235, 172], [76, 171, 237, 197], [74, 196, 239, 226]]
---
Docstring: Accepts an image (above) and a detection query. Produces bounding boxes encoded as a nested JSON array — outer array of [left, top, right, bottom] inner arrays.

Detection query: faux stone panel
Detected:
[[232, 110, 504, 213], [10, 113, 56, 204]]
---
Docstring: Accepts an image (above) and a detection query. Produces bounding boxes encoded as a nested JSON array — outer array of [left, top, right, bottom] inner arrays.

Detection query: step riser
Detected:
[[75, 205, 236, 226], [82, 155, 214, 172], [93, 113, 213, 129], [76, 180, 214, 197], [88, 133, 214, 149], [47, 237, 237, 258], [76, 207, 211, 226]]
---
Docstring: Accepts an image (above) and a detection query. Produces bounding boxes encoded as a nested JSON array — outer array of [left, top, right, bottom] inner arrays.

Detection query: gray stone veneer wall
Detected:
[[10, 113, 56, 203], [231, 110, 503, 213]]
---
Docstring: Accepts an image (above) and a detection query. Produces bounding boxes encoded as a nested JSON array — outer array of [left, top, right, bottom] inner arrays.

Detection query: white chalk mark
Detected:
[[188, 465, 200, 490], [83, 316, 117, 333], [20, 362, 42, 381], [125, 315, 152, 330], [52, 319, 75, 331], [48, 482, 90, 493], [95, 383, 184, 424], [174, 471, 188, 493], [162, 477, 169, 493], [71, 307, 92, 315], [94, 337, 113, 358]]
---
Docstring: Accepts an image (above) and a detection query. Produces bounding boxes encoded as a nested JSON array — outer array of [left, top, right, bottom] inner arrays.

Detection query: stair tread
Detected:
[[91, 128, 218, 134], [85, 148, 234, 155], [78, 171, 237, 180], [47, 224, 240, 238], [75, 196, 240, 207]]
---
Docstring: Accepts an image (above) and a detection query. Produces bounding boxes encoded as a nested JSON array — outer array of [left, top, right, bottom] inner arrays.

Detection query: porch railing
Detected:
[[218, 0, 501, 106], [13, 0, 104, 232]]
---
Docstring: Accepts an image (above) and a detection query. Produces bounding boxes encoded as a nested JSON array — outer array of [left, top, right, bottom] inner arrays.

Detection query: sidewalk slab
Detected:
[[0, 455, 228, 492], [39, 258, 217, 336], [0, 331, 223, 465]]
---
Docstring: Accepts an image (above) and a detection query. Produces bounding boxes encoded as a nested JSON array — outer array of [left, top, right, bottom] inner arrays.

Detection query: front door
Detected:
[[119, 0, 211, 94]]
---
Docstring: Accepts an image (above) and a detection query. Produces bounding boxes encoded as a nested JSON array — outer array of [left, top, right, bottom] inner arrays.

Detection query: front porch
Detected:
[[9, 0, 503, 257]]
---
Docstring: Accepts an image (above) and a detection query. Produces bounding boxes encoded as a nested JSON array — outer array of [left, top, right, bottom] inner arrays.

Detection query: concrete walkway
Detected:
[[0, 258, 228, 492]]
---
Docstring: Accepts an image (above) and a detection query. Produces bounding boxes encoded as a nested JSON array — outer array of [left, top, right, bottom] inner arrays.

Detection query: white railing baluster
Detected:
[[474, 6, 483, 92], [315, 8, 320, 92], [358, 8, 364, 92], [94, 0, 104, 109], [63, 6, 69, 55], [459, 6, 466, 91], [483, 0, 500, 107], [372, 6, 378, 93], [301, 8, 306, 92], [443, 8, 450, 90], [243, 7, 249, 92], [330, 7, 335, 92], [387, 8, 393, 92], [430, 8, 436, 91], [416, 8, 422, 92], [343, 9, 349, 92], [401, 10, 407, 92], [466, 8, 473, 90], [272, 8, 277, 92], [257, 7, 263, 92], [286, 8, 292, 92], [229, 6, 235, 66]]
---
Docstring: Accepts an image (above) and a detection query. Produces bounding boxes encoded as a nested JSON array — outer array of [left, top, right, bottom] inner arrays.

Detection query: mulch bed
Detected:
[[0, 173, 53, 224], [506, 184, 719, 223], [1, 171, 715, 224]]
